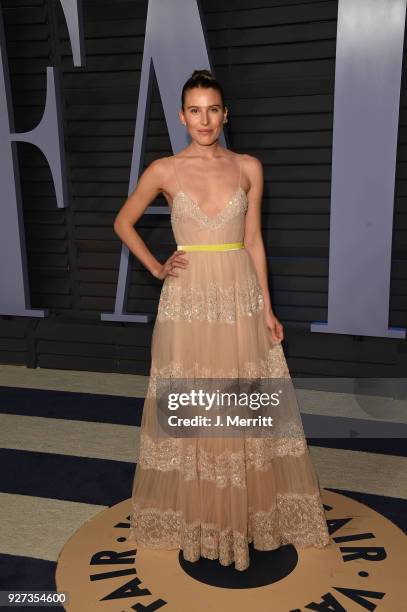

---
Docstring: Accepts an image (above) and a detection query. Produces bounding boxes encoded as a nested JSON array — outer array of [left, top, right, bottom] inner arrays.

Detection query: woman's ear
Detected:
[[179, 110, 186, 126]]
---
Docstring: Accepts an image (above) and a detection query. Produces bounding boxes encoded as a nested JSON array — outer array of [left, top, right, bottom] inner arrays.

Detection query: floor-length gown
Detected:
[[128, 154, 331, 571]]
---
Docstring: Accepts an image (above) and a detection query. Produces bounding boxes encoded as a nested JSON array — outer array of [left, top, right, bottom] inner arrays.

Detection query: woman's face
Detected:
[[179, 87, 227, 145]]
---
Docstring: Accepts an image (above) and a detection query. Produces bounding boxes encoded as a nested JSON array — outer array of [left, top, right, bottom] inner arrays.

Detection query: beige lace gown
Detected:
[[128, 155, 330, 571]]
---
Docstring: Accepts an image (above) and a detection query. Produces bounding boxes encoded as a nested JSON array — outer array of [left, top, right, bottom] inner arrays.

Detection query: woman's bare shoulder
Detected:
[[237, 152, 262, 168], [143, 156, 175, 183], [237, 153, 263, 188], [148, 155, 174, 170]]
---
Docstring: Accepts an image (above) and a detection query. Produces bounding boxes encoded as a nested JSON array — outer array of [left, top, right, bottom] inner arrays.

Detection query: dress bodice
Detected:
[[170, 186, 248, 245]]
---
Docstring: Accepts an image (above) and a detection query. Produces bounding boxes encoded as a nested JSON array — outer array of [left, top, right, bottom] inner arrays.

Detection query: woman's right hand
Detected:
[[152, 250, 188, 280]]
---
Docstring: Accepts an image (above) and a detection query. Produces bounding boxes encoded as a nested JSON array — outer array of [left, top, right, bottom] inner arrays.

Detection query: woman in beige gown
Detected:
[[114, 69, 330, 571]]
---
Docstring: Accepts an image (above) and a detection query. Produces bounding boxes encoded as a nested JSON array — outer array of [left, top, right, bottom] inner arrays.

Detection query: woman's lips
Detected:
[[199, 130, 211, 134]]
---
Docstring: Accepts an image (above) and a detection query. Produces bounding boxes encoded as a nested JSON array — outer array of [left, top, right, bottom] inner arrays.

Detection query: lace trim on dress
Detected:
[[128, 492, 331, 572], [138, 431, 308, 485], [157, 273, 264, 324], [171, 187, 248, 230], [146, 345, 291, 396]]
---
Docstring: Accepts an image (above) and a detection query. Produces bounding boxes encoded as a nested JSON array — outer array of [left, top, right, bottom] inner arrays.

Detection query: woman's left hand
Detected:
[[264, 308, 284, 343]]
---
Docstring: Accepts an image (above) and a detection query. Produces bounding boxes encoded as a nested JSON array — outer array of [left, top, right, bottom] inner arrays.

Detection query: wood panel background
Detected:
[[0, 0, 406, 376]]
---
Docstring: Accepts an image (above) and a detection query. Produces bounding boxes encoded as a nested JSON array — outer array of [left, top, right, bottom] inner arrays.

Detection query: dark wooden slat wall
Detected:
[[0, 0, 406, 376]]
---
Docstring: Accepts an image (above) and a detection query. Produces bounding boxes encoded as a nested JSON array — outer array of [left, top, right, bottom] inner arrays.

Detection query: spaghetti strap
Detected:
[[238, 155, 242, 189], [172, 156, 182, 192]]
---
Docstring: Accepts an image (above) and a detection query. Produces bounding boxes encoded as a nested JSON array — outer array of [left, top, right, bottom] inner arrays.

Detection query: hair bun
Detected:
[[181, 69, 225, 110], [191, 69, 214, 80]]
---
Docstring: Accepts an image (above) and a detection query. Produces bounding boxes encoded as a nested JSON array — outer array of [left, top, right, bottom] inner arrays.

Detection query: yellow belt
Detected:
[[177, 242, 245, 252]]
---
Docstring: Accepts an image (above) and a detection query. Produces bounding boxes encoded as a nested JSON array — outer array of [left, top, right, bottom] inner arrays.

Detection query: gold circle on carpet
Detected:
[[55, 489, 405, 611]]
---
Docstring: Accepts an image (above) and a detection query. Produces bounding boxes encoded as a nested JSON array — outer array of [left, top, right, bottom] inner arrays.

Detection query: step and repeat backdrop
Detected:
[[0, 0, 406, 375]]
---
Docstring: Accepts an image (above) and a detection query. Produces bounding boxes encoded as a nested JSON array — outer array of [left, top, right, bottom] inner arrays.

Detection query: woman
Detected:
[[113, 69, 330, 571]]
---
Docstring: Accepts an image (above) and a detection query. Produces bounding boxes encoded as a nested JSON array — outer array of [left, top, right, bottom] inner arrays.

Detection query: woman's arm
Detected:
[[113, 157, 187, 279], [243, 155, 284, 343], [243, 155, 273, 311]]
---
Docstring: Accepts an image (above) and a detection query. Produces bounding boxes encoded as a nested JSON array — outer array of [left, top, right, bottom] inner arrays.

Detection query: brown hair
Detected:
[[181, 69, 225, 110]]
